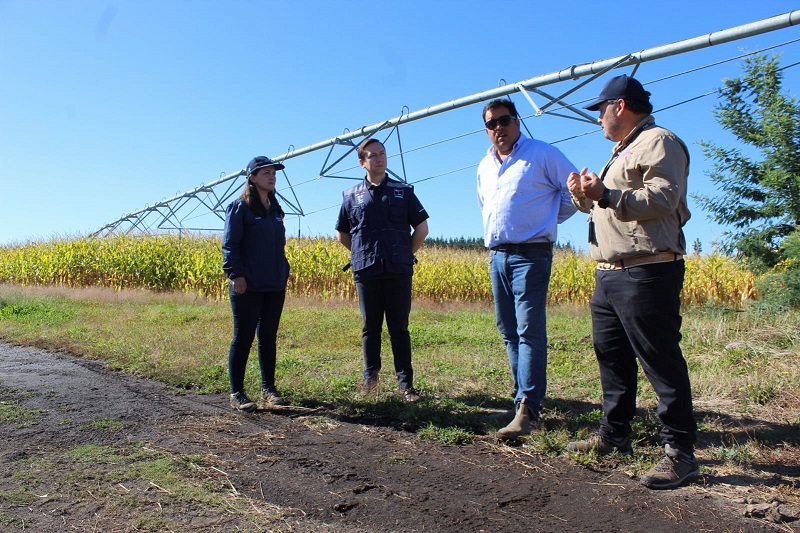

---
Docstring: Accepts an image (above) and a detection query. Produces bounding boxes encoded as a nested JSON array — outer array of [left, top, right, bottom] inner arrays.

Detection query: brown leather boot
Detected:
[[497, 398, 532, 441]]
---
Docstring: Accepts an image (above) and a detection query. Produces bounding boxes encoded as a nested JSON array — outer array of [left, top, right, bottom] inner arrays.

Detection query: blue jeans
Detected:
[[228, 288, 286, 394], [489, 248, 552, 415], [355, 274, 414, 389], [591, 260, 697, 454]]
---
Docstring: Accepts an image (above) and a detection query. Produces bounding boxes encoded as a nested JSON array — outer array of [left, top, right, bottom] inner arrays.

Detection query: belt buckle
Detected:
[[597, 261, 619, 271]]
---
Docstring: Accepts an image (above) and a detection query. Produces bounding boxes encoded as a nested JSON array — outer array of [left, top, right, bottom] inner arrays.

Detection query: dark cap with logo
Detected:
[[246, 156, 285, 176], [584, 74, 651, 111]]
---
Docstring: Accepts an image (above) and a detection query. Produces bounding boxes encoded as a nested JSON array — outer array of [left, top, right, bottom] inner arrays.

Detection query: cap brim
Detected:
[[584, 98, 604, 111], [249, 163, 285, 175]]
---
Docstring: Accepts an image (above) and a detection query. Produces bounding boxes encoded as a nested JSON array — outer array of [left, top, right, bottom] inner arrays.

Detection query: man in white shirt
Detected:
[[477, 99, 578, 440]]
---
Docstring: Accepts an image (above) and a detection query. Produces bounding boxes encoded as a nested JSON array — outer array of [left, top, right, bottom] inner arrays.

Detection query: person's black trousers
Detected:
[[355, 274, 414, 389], [590, 260, 697, 453]]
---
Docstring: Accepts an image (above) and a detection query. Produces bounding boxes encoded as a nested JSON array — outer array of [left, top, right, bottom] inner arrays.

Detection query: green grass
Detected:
[[1, 441, 294, 531], [80, 418, 125, 431], [419, 422, 475, 445], [0, 387, 42, 428], [0, 284, 798, 494]]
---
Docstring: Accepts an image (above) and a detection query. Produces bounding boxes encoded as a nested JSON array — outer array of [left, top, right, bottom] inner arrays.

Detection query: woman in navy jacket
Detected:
[[222, 156, 290, 412]]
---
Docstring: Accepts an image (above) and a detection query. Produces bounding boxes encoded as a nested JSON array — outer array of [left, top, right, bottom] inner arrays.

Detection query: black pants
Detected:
[[355, 274, 414, 389], [228, 288, 286, 394], [590, 260, 696, 453]]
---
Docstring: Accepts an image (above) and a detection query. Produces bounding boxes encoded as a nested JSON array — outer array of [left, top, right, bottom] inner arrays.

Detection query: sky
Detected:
[[2, 1, 800, 252]]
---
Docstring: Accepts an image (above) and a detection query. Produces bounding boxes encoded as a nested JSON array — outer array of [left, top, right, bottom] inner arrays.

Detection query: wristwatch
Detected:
[[597, 187, 611, 209]]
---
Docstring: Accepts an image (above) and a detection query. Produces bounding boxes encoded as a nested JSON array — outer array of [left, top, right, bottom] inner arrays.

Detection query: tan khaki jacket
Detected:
[[572, 115, 691, 263]]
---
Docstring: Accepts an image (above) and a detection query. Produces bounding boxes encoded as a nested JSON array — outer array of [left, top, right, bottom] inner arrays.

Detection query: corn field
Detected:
[[0, 235, 756, 307]]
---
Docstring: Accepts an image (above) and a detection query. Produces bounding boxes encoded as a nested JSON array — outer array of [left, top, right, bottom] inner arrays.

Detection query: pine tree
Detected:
[[695, 53, 800, 272]]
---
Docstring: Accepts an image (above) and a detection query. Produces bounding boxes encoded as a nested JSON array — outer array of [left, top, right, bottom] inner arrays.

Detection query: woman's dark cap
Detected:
[[246, 156, 285, 176]]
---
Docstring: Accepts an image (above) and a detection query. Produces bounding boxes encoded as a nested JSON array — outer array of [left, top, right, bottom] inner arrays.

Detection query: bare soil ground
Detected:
[[0, 343, 796, 532]]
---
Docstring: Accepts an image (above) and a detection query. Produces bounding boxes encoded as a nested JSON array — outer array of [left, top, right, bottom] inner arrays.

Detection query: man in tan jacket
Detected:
[[565, 74, 698, 490]]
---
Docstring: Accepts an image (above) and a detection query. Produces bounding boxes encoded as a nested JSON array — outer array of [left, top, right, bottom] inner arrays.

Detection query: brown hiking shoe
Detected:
[[497, 398, 537, 441], [400, 387, 421, 402], [565, 434, 632, 455], [359, 374, 379, 393], [640, 450, 699, 489], [230, 391, 257, 413]]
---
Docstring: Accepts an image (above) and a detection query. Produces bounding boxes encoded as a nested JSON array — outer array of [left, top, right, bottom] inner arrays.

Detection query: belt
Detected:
[[596, 252, 682, 270], [491, 242, 553, 253]]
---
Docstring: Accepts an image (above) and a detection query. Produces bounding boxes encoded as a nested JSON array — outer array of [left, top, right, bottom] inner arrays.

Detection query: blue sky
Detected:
[[2, 1, 800, 252]]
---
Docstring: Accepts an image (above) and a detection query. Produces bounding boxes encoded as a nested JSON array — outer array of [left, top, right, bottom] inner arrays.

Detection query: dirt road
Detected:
[[0, 343, 782, 532]]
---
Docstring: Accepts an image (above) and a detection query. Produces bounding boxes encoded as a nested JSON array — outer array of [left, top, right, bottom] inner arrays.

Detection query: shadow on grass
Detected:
[[273, 393, 605, 438], [281, 396, 798, 483], [694, 409, 800, 478]]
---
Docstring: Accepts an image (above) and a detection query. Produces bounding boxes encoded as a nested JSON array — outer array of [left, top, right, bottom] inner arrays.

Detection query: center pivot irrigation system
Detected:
[[93, 11, 800, 238]]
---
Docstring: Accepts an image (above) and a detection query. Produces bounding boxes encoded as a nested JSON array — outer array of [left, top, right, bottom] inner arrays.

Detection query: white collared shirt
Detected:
[[477, 133, 578, 248]]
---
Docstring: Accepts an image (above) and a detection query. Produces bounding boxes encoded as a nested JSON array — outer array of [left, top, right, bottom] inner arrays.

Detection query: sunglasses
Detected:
[[484, 114, 516, 130]]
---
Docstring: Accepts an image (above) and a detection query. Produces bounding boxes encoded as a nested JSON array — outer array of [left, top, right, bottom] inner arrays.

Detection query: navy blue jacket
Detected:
[[222, 198, 290, 292], [335, 176, 428, 281]]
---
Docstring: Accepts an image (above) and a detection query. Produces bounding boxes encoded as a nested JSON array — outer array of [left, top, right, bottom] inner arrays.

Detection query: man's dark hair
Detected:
[[357, 138, 384, 161], [482, 99, 518, 121], [624, 99, 653, 115]]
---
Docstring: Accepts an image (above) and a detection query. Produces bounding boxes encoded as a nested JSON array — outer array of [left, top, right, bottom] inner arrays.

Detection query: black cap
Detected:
[[246, 156, 285, 176], [584, 74, 651, 111]]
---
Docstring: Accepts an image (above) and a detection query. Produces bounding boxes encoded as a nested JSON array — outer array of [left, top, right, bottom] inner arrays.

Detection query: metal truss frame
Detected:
[[93, 11, 800, 237]]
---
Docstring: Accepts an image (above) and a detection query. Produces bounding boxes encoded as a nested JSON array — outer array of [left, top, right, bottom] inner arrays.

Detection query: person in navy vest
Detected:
[[223, 156, 291, 412], [336, 139, 429, 402]]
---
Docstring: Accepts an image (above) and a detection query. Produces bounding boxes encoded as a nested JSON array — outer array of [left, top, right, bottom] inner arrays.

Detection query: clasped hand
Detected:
[[567, 167, 605, 202]]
